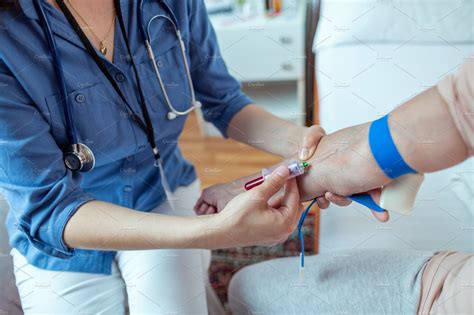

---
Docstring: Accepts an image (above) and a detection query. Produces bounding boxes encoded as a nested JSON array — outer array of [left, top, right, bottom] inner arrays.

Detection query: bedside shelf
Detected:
[[198, 4, 307, 136], [242, 81, 304, 125]]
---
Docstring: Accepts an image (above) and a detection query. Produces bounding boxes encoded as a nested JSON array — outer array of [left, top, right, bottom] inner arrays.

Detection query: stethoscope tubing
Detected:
[[144, 20, 197, 116], [34, 0, 77, 145], [34, 0, 199, 172], [143, 9, 200, 118]]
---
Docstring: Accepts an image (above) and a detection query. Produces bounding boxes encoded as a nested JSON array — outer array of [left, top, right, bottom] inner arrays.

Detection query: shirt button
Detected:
[[126, 156, 133, 161], [115, 73, 125, 82], [75, 94, 86, 103], [138, 145, 146, 152], [124, 185, 132, 193]]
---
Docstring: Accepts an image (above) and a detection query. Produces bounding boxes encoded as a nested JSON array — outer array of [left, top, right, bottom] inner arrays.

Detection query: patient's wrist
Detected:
[[296, 123, 390, 200]]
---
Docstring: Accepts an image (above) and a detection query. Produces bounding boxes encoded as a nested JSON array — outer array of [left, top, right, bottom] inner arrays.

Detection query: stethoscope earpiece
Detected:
[[167, 112, 178, 120], [166, 101, 201, 120], [64, 143, 95, 172]]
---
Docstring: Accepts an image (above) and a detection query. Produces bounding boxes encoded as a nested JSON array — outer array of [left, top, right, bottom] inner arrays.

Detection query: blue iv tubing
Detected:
[[298, 195, 386, 269], [297, 198, 318, 269]]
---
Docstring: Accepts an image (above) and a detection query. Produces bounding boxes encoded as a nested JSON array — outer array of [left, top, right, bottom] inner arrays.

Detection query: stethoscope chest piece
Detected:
[[64, 143, 96, 172]]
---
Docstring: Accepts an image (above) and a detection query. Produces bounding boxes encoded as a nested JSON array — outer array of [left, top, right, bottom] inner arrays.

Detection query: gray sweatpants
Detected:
[[229, 249, 433, 314]]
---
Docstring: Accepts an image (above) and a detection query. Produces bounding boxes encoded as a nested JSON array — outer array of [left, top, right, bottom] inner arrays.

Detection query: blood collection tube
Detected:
[[244, 160, 309, 190]]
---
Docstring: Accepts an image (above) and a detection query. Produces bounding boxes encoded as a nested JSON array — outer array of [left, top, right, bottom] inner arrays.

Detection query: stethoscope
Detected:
[[33, 0, 200, 172], [138, 0, 202, 120]]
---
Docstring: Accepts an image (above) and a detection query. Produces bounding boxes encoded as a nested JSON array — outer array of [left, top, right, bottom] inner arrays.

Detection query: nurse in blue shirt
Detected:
[[0, 0, 325, 313]]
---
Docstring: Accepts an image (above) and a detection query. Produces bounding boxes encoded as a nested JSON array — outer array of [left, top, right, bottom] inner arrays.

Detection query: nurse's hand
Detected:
[[323, 189, 389, 222], [194, 125, 328, 215], [212, 166, 303, 248], [194, 125, 344, 215], [298, 125, 326, 161]]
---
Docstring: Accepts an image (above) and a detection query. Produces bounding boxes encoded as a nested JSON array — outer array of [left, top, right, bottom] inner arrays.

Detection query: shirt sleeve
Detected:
[[187, 0, 253, 137], [0, 61, 95, 259], [437, 58, 474, 156]]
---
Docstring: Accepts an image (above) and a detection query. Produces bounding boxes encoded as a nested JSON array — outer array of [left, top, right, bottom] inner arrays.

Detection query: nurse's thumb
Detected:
[[253, 166, 289, 201]]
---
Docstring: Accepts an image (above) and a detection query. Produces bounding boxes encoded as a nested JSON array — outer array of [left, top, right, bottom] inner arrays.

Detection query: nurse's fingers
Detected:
[[279, 178, 300, 218], [299, 125, 326, 160], [316, 196, 329, 209], [325, 192, 352, 206], [268, 194, 284, 208], [372, 209, 389, 222], [367, 189, 389, 222]]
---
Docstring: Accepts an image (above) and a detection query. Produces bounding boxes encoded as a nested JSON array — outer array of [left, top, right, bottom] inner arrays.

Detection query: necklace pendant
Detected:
[[99, 42, 107, 55]]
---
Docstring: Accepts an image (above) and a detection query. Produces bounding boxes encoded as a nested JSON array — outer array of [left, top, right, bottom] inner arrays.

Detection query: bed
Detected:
[[228, 1, 473, 312], [314, 0, 474, 253]]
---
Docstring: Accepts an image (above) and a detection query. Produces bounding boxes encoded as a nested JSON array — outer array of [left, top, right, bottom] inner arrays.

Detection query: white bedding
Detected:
[[312, 27, 474, 251], [315, 43, 474, 132], [314, 0, 474, 50]]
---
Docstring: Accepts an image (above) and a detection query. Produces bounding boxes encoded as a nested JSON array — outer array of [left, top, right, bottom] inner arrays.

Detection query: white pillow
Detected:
[[314, 0, 474, 51]]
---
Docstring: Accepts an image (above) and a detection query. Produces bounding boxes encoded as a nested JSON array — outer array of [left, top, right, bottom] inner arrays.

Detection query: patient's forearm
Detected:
[[64, 200, 218, 250], [389, 88, 468, 172], [224, 88, 468, 201], [216, 83, 470, 203], [297, 87, 470, 199]]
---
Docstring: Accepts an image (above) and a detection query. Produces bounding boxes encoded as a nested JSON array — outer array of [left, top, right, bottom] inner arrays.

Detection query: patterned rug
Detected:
[[209, 214, 315, 305]]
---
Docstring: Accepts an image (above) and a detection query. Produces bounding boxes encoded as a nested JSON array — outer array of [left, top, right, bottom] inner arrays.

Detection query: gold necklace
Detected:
[[66, 0, 115, 56]]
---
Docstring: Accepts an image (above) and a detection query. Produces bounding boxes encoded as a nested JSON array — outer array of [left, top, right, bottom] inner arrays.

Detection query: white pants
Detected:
[[11, 180, 211, 314]]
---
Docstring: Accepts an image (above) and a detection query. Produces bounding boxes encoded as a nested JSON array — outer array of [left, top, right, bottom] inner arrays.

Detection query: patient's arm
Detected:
[[298, 57, 473, 200], [196, 59, 473, 215]]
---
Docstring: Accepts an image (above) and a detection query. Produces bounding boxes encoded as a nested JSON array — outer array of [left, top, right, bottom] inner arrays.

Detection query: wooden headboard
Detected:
[[304, 0, 322, 253], [304, 0, 321, 126]]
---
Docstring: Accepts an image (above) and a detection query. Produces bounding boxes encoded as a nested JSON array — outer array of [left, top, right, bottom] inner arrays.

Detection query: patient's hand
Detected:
[[299, 126, 355, 210], [296, 128, 391, 221], [194, 182, 240, 215], [194, 125, 327, 215], [194, 124, 351, 215]]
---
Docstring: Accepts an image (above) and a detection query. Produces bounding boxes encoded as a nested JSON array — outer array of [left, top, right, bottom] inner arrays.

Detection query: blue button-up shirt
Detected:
[[0, 0, 251, 274]]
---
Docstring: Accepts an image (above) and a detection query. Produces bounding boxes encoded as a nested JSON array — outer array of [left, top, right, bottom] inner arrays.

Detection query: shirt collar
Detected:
[[19, 0, 132, 74], [19, 0, 40, 20], [19, 0, 102, 55], [19, 0, 87, 51]]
